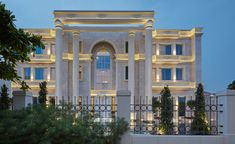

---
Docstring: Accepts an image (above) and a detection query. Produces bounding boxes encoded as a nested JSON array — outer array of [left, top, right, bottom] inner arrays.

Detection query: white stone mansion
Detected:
[[12, 10, 202, 105]]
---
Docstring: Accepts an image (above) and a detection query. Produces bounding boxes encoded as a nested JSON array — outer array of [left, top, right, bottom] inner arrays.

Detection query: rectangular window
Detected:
[[176, 68, 183, 80], [35, 68, 44, 80], [125, 66, 128, 80], [96, 56, 110, 70], [165, 45, 172, 55], [162, 68, 171, 80], [176, 44, 183, 55], [159, 44, 172, 55], [79, 41, 83, 53], [35, 46, 43, 54], [125, 41, 128, 53], [178, 97, 186, 116], [24, 67, 31, 80]]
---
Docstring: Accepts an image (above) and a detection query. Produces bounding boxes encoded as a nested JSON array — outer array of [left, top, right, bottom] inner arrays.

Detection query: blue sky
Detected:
[[2, 0, 235, 92]]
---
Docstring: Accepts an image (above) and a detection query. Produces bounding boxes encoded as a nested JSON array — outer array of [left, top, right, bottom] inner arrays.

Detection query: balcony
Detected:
[[29, 54, 55, 63], [11, 80, 55, 89], [152, 81, 196, 89], [154, 55, 194, 64]]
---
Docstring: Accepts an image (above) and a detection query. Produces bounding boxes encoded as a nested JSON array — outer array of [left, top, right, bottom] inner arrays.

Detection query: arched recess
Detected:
[[91, 41, 116, 91]]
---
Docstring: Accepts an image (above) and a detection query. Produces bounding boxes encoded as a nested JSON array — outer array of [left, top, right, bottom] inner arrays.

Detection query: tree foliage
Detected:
[[187, 100, 195, 110], [0, 84, 11, 110], [159, 86, 173, 135], [191, 83, 210, 135], [227, 80, 235, 90], [0, 105, 128, 144], [38, 81, 48, 105], [0, 2, 44, 85]]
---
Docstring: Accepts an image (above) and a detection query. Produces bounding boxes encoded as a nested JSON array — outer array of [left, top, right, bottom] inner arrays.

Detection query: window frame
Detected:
[[23, 67, 31, 80], [161, 68, 172, 81], [35, 67, 45, 80], [158, 43, 172, 55], [176, 43, 183, 55]]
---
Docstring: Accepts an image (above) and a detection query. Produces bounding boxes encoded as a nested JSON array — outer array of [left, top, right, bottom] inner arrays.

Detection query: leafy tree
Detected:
[[159, 86, 173, 135], [0, 105, 128, 144], [0, 2, 44, 87], [38, 81, 48, 105], [0, 84, 11, 110], [191, 83, 210, 135], [227, 80, 235, 90]]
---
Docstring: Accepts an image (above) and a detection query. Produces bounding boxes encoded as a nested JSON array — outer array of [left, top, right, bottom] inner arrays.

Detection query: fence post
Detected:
[[117, 90, 131, 144], [217, 89, 235, 144]]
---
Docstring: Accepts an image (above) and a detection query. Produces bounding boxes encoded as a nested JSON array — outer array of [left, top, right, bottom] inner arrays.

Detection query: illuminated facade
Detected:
[[12, 10, 202, 105]]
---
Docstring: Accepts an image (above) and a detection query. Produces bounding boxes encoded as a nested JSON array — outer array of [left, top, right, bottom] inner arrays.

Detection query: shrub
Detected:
[[0, 105, 128, 144], [191, 83, 210, 135], [0, 84, 11, 110], [159, 86, 173, 135]]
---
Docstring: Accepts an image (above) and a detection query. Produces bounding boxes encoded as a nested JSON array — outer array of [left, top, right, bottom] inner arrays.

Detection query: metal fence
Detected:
[[130, 96, 219, 135], [54, 96, 117, 122]]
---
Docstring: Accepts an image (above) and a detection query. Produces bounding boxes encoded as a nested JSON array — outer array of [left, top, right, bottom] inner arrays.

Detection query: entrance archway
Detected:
[[91, 41, 116, 91]]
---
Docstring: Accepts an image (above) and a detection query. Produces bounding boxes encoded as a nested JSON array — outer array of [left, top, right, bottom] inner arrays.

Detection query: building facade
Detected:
[[12, 10, 202, 105]]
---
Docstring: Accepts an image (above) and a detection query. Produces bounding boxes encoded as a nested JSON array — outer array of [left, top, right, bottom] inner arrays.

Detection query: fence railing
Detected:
[[54, 96, 117, 122], [130, 96, 219, 135]]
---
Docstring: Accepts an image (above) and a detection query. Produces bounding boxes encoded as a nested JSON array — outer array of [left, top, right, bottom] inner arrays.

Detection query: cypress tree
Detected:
[[38, 81, 48, 105], [0, 84, 11, 110], [191, 83, 210, 135], [159, 86, 173, 135]]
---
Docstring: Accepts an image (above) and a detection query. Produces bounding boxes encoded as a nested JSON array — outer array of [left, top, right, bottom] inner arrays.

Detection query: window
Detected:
[[79, 41, 83, 53], [161, 68, 171, 80], [125, 41, 128, 53], [96, 55, 110, 70], [79, 65, 83, 80], [24, 67, 31, 80], [160, 44, 172, 55], [165, 45, 172, 55], [124, 66, 128, 80], [176, 68, 183, 80], [35, 46, 43, 54], [178, 97, 186, 116], [35, 68, 44, 80], [176, 44, 183, 55]]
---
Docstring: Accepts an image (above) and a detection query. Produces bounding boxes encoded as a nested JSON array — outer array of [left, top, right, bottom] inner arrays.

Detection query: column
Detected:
[[47, 67, 50, 81], [144, 20, 153, 99], [72, 32, 80, 105], [173, 67, 176, 82], [128, 31, 135, 104], [30, 67, 34, 81], [55, 19, 63, 105]]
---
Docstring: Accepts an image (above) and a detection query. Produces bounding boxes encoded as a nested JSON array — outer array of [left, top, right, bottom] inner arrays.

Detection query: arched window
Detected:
[[96, 50, 110, 70], [91, 42, 116, 91]]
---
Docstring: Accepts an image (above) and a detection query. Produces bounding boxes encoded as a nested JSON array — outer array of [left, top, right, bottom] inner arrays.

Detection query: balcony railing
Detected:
[[152, 81, 196, 89], [29, 54, 55, 63], [11, 80, 55, 88], [154, 55, 194, 63]]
